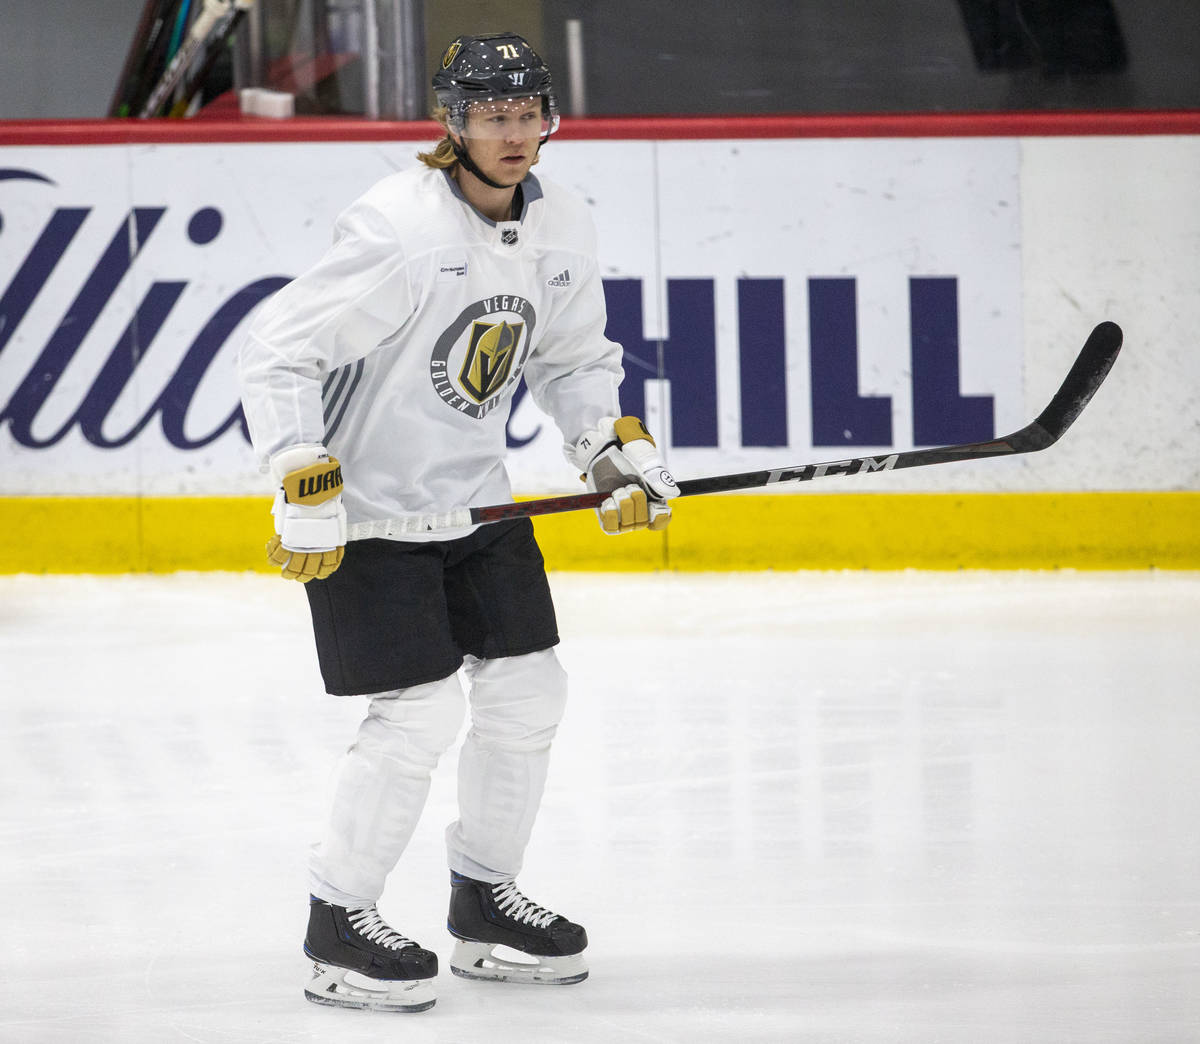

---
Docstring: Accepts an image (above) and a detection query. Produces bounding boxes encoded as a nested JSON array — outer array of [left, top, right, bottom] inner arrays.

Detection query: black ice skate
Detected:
[[303, 896, 438, 1011], [447, 871, 588, 984]]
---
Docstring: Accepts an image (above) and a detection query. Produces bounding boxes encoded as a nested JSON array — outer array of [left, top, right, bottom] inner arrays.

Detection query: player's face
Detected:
[[458, 97, 545, 186]]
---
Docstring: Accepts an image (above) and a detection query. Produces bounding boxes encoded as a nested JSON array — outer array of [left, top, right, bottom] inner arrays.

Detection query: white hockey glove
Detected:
[[570, 416, 679, 535], [266, 444, 347, 582]]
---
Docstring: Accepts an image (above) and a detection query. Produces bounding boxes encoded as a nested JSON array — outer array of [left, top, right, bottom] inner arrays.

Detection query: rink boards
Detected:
[[0, 114, 1197, 570]]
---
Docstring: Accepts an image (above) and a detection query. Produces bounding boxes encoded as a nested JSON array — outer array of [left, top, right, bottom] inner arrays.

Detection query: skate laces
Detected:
[[346, 906, 416, 951], [491, 881, 560, 929]]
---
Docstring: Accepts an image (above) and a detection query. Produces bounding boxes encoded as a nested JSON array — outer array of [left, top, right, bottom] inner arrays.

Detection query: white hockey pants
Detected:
[[308, 647, 568, 908]]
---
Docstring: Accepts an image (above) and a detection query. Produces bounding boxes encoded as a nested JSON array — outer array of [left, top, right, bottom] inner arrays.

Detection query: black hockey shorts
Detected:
[[303, 518, 560, 696]]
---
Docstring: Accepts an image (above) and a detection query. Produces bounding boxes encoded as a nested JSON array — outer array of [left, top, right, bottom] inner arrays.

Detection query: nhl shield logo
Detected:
[[460, 320, 523, 402]]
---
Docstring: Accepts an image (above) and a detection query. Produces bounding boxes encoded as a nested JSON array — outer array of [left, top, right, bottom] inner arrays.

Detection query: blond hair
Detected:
[[417, 136, 459, 170], [417, 108, 458, 170]]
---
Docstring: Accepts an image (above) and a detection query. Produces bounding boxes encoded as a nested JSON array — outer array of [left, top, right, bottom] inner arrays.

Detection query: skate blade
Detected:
[[304, 962, 436, 1012], [449, 940, 588, 985]]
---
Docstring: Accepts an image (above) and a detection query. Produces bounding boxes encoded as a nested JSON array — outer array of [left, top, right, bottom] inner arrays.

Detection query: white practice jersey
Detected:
[[237, 165, 623, 541]]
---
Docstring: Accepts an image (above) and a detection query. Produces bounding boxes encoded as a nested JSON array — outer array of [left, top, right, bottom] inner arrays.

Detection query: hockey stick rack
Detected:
[[468, 320, 1123, 526], [138, 0, 253, 118]]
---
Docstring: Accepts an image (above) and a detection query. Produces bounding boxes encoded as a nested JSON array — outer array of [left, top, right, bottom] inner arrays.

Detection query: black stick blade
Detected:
[[1021, 320, 1123, 449]]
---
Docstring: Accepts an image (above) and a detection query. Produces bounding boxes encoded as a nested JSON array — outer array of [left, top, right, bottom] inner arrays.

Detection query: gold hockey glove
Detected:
[[266, 445, 347, 582], [570, 416, 679, 535]]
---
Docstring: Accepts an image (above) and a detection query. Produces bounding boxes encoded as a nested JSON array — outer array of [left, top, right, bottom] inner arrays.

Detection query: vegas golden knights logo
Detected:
[[442, 40, 462, 68], [430, 295, 537, 419], [460, 320, 524, 402]]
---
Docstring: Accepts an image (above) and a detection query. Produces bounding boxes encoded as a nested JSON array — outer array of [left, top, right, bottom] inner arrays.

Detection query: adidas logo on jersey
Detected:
[[547, 269, 572, 287]]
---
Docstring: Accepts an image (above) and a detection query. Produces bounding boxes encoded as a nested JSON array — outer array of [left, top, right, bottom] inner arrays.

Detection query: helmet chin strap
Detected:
[[451, 138, 510, 191]]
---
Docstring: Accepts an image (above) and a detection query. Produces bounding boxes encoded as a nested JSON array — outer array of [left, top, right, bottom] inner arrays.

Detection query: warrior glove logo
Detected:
[[430, 296, 537, 420], [282, 458, 343, 506]]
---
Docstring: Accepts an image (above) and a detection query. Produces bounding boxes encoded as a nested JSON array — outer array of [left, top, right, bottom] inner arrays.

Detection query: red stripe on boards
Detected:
[[2, 110, 1200, 146]]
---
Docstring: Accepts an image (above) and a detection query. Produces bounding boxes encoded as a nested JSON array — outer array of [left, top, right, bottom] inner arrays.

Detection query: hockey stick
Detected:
[[111, 0, 184, 116], [346, 321, 1121, 538], [108, 0, 172, 116], [138, 0, 253, 117]]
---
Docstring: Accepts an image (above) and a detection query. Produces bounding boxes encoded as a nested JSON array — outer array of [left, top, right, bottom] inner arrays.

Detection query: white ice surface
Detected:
[[1, 570, 1199, 1043]]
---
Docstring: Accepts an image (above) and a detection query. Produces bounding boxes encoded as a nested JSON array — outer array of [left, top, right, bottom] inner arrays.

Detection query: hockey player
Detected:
[[237, 32, 678, 1012]]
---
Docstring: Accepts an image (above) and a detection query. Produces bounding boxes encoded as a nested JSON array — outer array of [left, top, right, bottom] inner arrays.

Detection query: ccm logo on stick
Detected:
[[767, 456, 900, 484]]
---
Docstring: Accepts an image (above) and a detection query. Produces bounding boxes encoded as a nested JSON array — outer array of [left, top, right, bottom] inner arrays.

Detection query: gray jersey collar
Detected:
[[441, 169, 543, 226]]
